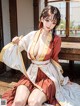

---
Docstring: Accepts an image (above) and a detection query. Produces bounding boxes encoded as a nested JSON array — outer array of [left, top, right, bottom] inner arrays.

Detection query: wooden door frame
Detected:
[[0, 0, 6, 74], [33, 0, 39, 30], [9, 0, 18, 39], [0, 0, 4, 50]]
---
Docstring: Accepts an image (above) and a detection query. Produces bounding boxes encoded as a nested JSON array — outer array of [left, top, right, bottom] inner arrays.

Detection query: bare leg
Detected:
[[12, 85, 30, 106], [28, 88, 47, 106]]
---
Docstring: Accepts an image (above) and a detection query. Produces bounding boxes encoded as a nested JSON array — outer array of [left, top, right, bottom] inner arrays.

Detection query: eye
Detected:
[[45, 19, 49, 22], [52, 20, 57, 25], [52, 22, 56, 25]]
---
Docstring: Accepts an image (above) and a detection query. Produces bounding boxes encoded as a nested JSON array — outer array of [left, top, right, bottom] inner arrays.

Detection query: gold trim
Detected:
[[0, 42, 13, 62], [30, 30, 41, 59], [18, 47, 43, 91], [39, 32, 52, 60], [29, 30, 52, 61], [0, 42, 43, 91], [0, 53, 3, 62], [59, 102, 64, 106], [51, 59, 64, 74], [18, 46, 29, 78]]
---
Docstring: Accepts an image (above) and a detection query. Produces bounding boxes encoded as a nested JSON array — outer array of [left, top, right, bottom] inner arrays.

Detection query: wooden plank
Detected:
[[61, 37, 80, 42], [0, 81, 16, 96], [60, 48, 80, 55], [33, 0, 39, 30], [59, 42, 80, 61], [9, 0, 18, 39], [59, 53, 80, 61], [61, 42, 80, 49]]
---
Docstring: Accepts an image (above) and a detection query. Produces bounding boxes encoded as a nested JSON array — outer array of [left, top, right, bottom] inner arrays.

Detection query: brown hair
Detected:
[[39, 5, 61, 40], [39, 5, 61, 28]]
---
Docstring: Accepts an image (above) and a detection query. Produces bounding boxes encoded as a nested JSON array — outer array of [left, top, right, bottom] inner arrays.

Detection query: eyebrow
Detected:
[[45, 17, 57, 21]]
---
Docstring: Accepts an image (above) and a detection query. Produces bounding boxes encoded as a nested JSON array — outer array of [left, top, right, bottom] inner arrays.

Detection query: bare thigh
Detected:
[[28, 88, 47, 105], [12, 85, 30, 106]]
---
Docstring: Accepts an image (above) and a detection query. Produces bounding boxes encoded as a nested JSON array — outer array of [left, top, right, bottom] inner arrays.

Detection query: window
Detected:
[[70, 2, 80, 36], [46, 0, 80, 40], [48, 1, 66, 37]]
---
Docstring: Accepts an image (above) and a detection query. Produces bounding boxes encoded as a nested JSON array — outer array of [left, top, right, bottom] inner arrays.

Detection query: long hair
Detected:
[[39, 5, 61, 40]]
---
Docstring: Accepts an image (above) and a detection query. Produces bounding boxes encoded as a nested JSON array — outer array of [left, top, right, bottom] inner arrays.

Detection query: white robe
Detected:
[[0, 31, 80, 106]]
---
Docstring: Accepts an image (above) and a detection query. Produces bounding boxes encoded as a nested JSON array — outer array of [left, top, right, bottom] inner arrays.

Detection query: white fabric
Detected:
[[26, 60, 80, 106], [27, 104, 54, 106], [1, 31, 80, 106]]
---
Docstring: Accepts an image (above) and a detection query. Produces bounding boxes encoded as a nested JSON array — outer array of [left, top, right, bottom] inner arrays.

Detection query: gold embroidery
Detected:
[[29, 30, 41, 60], [29, 30, 52, 61], [38, 32, 52, 60], [51, 59, 64, 74], [0, 42, 13, 62]]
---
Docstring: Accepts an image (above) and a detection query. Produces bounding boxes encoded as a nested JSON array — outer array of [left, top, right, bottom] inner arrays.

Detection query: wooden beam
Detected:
[[0, 0, 6, 73], [59, 42, 80, 61], [47, 0, 80, 2], [45, 0, 48, 6], [33, 0, 39, 30], [70, 0, 80, 1], [9, 0, 18, 39], [0, 0, 4, 49], [47, 0, 64, 3], [61, 37, 80, 42], [66, 2, 70, 37]]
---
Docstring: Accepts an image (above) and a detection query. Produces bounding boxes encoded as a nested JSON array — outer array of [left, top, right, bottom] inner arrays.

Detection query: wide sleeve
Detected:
[[18, 31, 36, 52], [51, 35, 61, 63]]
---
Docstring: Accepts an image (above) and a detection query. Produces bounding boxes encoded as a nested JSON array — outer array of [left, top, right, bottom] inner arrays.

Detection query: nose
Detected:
[[47, 21, 52, 27]]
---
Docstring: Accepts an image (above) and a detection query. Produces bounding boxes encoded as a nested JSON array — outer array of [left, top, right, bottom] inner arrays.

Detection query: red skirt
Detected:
[[2, 68, 59, 106]]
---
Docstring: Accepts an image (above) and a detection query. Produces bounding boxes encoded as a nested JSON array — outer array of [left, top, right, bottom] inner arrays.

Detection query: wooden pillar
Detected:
[[0, 0, 6, 74], [33, 0, 39, 30], [69, 60, 74, 68], [66, 2, 70, 37], [45, 0, 48, 6], [0, 0, 4, 50], [9, 0, 18, 39]]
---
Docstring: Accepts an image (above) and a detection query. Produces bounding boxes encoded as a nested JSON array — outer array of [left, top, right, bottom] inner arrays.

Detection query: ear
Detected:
[[41, 17, 44, 22]]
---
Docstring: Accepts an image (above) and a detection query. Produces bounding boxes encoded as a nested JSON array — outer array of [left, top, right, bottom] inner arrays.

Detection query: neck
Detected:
[[41, 28, 50, 36]]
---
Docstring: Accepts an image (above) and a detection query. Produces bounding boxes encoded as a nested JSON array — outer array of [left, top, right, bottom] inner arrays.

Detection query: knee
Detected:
[[12, 100, 26, 106], [28, 98, 41, 106]]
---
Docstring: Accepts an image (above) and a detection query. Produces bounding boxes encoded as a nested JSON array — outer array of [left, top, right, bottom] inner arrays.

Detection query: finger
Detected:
[[12, 37, 19, 43], [19, 35, 23, 40], [12, 36, 18, 42]]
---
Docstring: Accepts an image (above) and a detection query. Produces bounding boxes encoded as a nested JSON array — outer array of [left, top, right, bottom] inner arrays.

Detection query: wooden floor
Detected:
[[0, 81, 16, 97], [0, 70, 22, 97], [0, 62, 80, 97]]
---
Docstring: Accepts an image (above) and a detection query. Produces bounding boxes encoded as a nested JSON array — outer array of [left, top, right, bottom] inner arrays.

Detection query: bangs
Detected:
[[42, 10, 50, 19], [40, 5, 61, 27]]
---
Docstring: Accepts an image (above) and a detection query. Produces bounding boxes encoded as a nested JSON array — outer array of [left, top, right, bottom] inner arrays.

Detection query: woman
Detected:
[[1, 5, 80, 106]]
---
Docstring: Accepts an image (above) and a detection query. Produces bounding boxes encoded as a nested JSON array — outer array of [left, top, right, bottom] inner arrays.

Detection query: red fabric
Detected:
[[2, 69, 60, 106], [51, 35, 61, 63], [44, 35, 61, 62], [2, 35, 61, 106]]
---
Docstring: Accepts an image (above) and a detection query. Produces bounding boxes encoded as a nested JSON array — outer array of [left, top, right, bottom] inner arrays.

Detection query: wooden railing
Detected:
[[57, 29, 80, 35]]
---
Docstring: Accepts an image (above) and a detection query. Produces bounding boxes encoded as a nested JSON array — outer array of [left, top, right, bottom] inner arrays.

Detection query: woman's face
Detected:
[[41, 14, 57, 32]]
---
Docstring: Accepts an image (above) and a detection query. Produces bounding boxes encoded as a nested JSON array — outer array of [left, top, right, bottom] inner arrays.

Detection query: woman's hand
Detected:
[[68, 80, 73, 84], [12, 35, 23, 44]]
